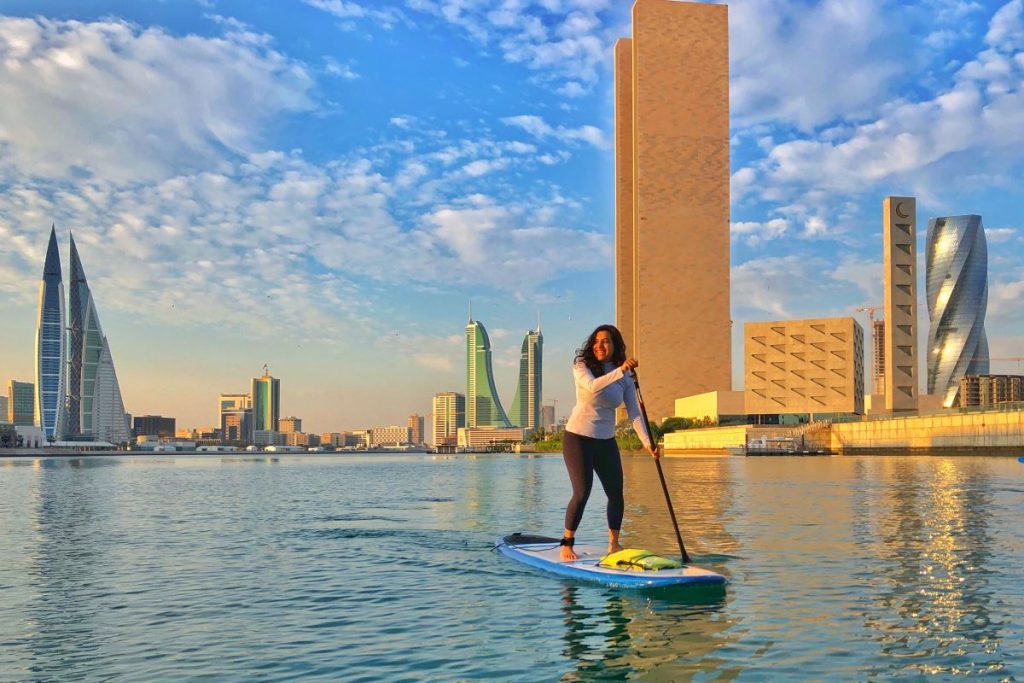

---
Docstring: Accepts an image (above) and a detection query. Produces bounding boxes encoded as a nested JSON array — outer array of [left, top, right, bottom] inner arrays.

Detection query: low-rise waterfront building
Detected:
[[15, 426, 47, 448], [457, 426, 525, 448], [960, 375, 1024, 407], [254, 430, 286, 447], [370, 425, 411, 447], [134, 415, 176, 438], [285, 431, 313, 447], [674, 390, 746, 425], [8, 380, 34, 426]]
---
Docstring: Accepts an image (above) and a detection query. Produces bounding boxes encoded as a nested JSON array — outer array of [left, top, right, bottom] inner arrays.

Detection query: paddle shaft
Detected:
[[630, 371, 691, 564]]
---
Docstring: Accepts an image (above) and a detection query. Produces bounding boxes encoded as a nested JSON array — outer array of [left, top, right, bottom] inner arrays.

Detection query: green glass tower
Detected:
[[466, 317, 511, 428], [251, 368, 280, 436], [508, 325, 542, 430]]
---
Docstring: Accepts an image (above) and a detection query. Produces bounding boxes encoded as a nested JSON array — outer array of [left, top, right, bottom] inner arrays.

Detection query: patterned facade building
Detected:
[[370, 425, 411, 447], [615, 0, 732, 420], [926, 215, 989, 407], [465, 318, 511, 428], [744, 317, 865, 416], [508, 326, 542, 430], [883, 196, 919, 412]]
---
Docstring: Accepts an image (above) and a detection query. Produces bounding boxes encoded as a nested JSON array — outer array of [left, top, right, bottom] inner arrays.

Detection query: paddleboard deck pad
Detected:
[[496, 533, 726, 588]]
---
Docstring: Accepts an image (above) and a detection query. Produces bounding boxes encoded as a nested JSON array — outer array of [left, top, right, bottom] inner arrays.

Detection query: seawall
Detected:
[[663, 407, 1024, 455]]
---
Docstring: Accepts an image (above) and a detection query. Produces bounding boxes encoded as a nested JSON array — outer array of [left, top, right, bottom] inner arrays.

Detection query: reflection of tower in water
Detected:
[[859, 458, 999, 676], [24, 459, 107, 672], [619, 457, 740, 558]]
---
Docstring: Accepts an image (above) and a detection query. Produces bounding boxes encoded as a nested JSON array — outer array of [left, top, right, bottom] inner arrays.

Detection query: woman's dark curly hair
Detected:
[[574, 324, 627, 376]]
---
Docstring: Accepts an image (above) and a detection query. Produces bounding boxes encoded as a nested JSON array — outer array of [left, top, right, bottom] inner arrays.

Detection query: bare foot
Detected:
[[560, 545, 578, 561], [607, 543, 624, 555]]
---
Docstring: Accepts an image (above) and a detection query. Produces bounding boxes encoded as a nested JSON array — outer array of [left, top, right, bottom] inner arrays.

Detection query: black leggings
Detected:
[[562, 431, 624, 531]]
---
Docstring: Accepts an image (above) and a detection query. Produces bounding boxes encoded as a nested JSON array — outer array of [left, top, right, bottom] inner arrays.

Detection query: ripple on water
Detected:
[[0, 454, 1021, 681]]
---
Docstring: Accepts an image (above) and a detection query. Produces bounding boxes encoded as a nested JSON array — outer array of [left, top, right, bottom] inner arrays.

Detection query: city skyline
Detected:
[[1, 1, 1023, 430]]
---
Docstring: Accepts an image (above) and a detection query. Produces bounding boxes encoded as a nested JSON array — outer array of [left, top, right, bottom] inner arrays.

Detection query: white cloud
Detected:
[[311, 0, 616, 95], [732, 255, 855, 320], [501, 114, 608, 148], [734, 1, 1024, 205], [987, 227, 1018, 243], [986, 0, 1024, 48], [324, 56, 359, 79], [301, 0, 405, 28], [0, 17, 314, 183], [729, 0, 906, 130], [462, 158, 510, 177], [730, 218, 789, 245], [830, 258, 884, 302]]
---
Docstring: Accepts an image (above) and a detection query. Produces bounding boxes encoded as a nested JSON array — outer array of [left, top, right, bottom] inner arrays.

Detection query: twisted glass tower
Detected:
[[508, 326, 542, 430], [34, 226, 66, 440], [926, 215, 989, 407], [66, 233, 131, 443], [465, 318, 511, 428]]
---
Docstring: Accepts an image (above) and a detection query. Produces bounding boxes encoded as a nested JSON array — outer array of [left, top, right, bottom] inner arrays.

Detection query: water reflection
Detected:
[[558, 581, 732, 680], [24, 459, 107, 678], [621, 457, 740, 559], [864, 458, 1005, 677]]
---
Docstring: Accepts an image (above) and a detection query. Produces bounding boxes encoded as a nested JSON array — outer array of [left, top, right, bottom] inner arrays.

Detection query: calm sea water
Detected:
[[0, 453, 1021, 681]]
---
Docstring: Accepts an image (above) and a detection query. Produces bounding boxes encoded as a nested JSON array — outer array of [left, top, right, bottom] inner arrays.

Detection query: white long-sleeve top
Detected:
[[563, 360, 652, 449]]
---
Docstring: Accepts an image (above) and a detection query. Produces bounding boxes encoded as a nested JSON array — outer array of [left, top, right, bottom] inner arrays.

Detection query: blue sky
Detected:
[[0, 0, 1022, 432]]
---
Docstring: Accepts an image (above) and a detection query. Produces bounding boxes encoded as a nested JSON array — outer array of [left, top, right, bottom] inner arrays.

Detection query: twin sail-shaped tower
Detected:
[[465, 314, 542, 431], [34, 226, 130, 444]]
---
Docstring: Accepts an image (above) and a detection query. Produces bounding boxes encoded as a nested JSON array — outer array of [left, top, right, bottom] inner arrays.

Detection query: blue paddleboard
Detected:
[[496, 533, 726, 588]]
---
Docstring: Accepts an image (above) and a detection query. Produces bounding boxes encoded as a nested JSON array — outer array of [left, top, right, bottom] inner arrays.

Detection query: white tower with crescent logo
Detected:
[[883, 196, 919, 412]]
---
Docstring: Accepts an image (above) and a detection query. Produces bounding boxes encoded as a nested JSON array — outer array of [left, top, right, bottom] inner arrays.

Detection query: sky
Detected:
[[0, 0, 1022, 433]]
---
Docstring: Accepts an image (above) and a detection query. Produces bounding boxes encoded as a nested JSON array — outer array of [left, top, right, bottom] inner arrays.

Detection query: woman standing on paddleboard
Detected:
[[559, 324, 658, 561]]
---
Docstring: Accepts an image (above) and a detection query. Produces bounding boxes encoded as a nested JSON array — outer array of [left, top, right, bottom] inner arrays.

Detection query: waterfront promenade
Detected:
[[664, 405, 1024, 455]]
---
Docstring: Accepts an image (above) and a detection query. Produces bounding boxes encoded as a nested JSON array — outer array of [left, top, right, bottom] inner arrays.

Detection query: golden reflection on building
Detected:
[[860, 457, 1001, 676]]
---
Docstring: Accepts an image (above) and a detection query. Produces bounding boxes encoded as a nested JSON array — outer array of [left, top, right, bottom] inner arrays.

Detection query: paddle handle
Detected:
[[631, 371, 691, 564]]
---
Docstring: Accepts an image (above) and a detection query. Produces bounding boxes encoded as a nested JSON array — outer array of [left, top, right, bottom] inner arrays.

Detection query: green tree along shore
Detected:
[[530, 416, 716, 453]]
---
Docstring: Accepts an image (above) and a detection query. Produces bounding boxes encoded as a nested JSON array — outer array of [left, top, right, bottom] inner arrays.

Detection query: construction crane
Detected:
[[855, 306, 885, 395], [980, 357, 1024, 373]]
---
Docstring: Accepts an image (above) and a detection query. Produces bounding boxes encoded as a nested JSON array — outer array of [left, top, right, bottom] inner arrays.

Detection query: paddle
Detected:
[[630, 370, 691, 564]]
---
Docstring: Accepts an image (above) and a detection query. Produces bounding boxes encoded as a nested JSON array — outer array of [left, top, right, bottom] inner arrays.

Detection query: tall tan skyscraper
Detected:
[[883, 196, 919, 412], [615, 0, 731, 420]]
